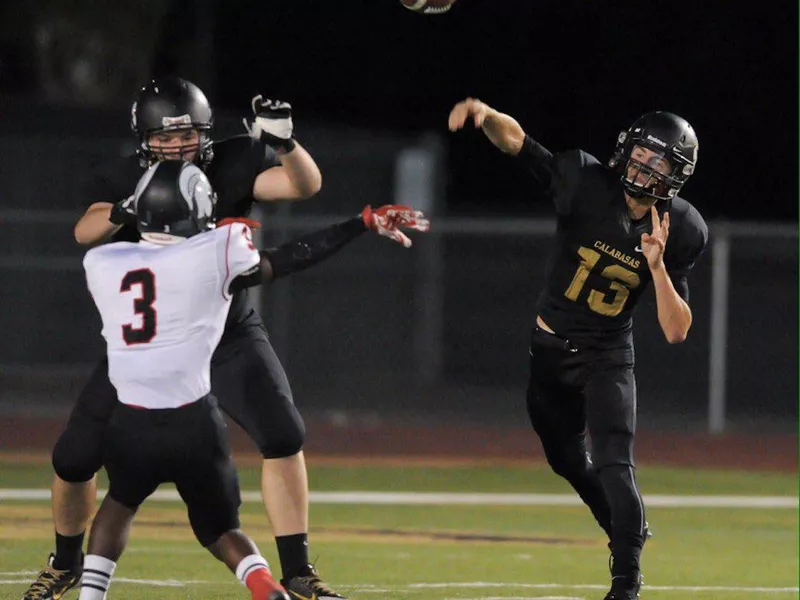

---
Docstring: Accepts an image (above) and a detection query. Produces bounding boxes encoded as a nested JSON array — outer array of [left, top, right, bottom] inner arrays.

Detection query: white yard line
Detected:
[[0, 489, 796, 508], [414, 582, 800, 593], [0, 578, 796, 594]]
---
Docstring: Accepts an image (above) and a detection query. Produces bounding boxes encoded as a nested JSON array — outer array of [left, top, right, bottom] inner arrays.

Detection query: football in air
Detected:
[[400, 0, 457, 15]]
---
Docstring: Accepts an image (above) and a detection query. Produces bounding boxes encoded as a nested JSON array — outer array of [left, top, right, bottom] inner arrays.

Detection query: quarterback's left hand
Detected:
[[641, 206, 669, 270], [361, 205, 430, 248], [243, 95, 296, 153]]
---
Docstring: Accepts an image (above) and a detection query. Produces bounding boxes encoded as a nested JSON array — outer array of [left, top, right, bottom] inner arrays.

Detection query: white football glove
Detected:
[[243, 95, 296, 152]]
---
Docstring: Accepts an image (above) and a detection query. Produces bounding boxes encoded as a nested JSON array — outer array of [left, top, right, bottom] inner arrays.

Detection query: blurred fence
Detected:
[[0, 111, 796, 434], [1, 209, 796, 434]]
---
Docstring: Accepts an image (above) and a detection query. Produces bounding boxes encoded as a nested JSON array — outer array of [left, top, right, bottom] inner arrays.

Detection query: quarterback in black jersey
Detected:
[[449, 98, 707, 600], [23, 78, 351, 600]]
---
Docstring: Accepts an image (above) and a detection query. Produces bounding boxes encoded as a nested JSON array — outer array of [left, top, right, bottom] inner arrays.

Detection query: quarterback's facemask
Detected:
[[134, 161, 217, 244], [623, 146, 673, 200], [131, 77, 214, 168], [609, 111, 699, 202]]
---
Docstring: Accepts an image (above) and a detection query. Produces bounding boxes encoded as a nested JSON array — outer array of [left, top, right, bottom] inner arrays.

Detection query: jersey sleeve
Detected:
[[664, 206, 709, 303], [516, 137, 583, 215], [217, 222, 261, 299]]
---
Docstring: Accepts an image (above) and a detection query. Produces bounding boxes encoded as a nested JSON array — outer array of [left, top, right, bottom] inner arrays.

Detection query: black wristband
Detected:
[[109, 202, 137, 226], [260, 131, 296, 154]]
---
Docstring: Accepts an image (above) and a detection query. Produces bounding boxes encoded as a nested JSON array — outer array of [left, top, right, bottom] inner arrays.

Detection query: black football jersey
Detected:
[[517, 137, 708, 347], [80, 135, 281, 324]]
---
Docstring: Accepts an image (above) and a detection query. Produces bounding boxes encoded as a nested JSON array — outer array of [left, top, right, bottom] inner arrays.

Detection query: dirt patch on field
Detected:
[[0, 415, 796, 473]]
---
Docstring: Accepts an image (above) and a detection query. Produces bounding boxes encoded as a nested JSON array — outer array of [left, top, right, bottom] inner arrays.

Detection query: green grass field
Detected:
[[1, 460, 797, 599]]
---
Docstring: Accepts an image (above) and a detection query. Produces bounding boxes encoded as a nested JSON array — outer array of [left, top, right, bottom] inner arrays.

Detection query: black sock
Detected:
[[53, 532, 85, 571], [275, 533, 309, 580]]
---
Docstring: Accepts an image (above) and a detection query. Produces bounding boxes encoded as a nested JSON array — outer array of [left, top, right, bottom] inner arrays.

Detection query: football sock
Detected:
[[53, 531, 85, 570], [236, 554, 278, 599], [275, 533, 309, 579], [79, 554, 116, 600]]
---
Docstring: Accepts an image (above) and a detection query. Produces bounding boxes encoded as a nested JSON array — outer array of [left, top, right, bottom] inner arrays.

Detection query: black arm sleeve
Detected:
[[228, 216, 368, 292], [516, 136, 579, 215], [516, 135, 556, 189]]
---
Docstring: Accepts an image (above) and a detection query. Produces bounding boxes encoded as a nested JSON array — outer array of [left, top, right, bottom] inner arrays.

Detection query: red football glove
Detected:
[[361, 205, 430, 248]]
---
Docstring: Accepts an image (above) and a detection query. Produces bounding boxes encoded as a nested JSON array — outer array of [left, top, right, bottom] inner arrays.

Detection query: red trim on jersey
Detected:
[[217, 217, 261, 229], [222, 223, 233, 300]]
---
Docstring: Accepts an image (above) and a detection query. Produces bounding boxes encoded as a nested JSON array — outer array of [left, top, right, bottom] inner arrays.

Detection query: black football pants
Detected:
[[104, 395, 240, 546], [525, 326, 646, 578], [52, 311, 305, 484]]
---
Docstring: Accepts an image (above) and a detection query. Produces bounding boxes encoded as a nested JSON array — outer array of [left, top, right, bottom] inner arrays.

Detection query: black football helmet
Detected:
[[134, 161, 217, 243], [608, 111, 698, 201], [131, 77, 214, 167]]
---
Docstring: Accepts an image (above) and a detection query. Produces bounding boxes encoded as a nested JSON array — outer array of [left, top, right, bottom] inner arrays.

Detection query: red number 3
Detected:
[[120, 269, 157, 344]]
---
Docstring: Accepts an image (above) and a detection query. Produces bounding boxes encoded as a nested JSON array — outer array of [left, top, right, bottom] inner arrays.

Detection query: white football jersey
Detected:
[[84, 222, 260, 409]]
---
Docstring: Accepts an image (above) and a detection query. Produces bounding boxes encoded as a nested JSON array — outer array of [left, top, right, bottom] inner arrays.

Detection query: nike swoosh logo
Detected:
[[634, 246, 644, 253], [288, 591, 316, 600]]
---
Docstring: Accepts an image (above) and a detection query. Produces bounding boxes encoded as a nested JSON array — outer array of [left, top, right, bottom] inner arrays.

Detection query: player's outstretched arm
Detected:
[[228, 206, 429, 291], [243, 95, 323, 201], [448, 97, 526, 155], [261, 205, 429, 281]]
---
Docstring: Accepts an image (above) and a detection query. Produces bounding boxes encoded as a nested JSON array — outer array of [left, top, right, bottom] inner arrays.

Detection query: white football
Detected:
[[399, 0, 457, 15]]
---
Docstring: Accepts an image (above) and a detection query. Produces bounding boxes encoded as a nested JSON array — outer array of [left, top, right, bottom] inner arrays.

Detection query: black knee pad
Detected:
[[258, 417, 306, 459], [590, 433, 634, 471], [52, 419, 104, 483]]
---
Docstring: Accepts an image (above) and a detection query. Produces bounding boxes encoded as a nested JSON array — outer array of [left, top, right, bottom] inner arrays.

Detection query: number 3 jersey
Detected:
[[517, 137, 708, 347], [83, 222, 259, 409]]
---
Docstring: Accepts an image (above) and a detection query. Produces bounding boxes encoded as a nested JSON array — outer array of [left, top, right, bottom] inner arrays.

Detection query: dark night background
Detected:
[[2, 0, 797, 220], [175, 0, 798, 220], [0, 1, 796, 432]]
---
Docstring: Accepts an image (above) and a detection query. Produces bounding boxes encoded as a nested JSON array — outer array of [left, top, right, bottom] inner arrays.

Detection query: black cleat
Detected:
[[21, 553, 82, 600], [281, 564, 348, 600], [603, 574, 642, 600]]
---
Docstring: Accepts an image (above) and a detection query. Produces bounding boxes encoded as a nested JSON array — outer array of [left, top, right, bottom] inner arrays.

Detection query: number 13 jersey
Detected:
[[83, 222, 259, 409], [517, 139, 708, 347]]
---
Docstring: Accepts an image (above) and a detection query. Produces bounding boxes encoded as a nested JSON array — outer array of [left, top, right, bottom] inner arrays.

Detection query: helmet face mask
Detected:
[[623, 145, 674, 200], [131, 77, 214, 168], [609, 111, 699, 202], [145, 128, 203, 163]]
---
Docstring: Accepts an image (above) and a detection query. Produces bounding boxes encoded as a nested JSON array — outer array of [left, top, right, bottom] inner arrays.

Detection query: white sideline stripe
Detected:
[[0, 489, 797, 508], [416, 582, 800, 593], [0, 577, 214, 586], [0, 578, 797, 593]]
